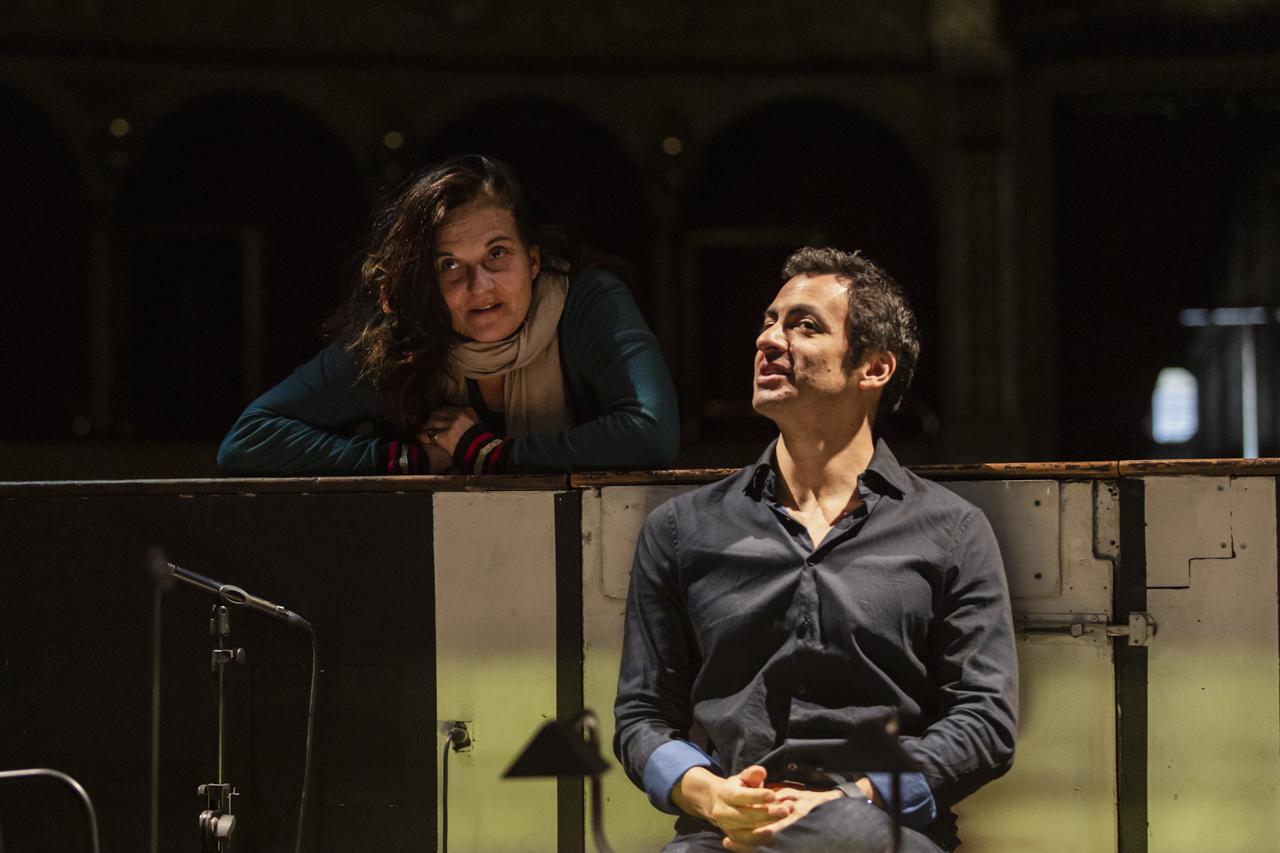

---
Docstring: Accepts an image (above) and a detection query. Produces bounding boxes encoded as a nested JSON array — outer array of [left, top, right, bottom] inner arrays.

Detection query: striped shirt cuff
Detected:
[[642, 740, 720, 815], [385, 440, 428, 475], [453, 423, 508, 475]]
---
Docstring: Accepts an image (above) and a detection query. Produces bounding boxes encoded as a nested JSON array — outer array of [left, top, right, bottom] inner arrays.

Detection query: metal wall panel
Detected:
[[582, 485, 697, 852], [952, 481, 1118, 852], [6, 470, 1277, 852], [433, 491, 560, 852], [943, 480, 1062, 599], [1144, 476, 1234, 589], [1146, 476, 1280, 852]]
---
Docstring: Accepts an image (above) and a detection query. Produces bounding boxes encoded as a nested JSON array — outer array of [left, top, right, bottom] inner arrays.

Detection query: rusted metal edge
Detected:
[[569, 468, 740, 487], [573, 461, 1123, 486], [912, 461, 1120, 481], [1117, 458, 1280, 477], [3, 458, 1278, 496], [573, 458, 1280, 486], [0, 473, 570, 497]]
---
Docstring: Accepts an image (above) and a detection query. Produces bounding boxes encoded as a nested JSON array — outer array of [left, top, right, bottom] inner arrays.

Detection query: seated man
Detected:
[[614, 248, 1017, 852]]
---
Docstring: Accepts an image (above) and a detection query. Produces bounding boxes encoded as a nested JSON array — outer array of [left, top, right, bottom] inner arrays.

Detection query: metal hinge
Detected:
[[1015, 611, 1156, 646]]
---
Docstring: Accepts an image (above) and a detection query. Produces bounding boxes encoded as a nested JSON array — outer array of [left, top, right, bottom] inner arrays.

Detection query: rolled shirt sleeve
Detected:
[[856, 772, 938, 830], [642, 740, 721, 814]]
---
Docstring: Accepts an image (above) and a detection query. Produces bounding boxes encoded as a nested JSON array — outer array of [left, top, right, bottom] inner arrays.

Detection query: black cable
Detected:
[[148, 583, 163, 853], [294, 626, 319, 853], [589, 773, 614, 853], [440, 730, 456, 853]]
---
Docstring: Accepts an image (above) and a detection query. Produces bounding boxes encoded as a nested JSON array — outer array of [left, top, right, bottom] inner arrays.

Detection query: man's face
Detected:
[[752, 273, 856, 418]]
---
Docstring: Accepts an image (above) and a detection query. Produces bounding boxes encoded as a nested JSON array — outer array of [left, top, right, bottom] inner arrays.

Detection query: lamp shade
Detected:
[[503, 718, 609, 779]]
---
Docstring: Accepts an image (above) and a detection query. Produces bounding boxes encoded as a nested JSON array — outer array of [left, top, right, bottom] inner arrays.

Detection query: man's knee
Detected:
[[768, 798, 942, 853], [663, 829, 728, 852]]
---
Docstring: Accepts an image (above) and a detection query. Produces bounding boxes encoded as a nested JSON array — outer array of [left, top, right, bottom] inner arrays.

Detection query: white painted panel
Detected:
[[583, 485, 697, 852], [1144, 476, 1233, 588], [598, 485, 692, 601], [1058, 480, 1116, 616], [956, 480, 1117, 852], [434, 490, 559, 852], [944, 480, 1061, 598], [956, 635, 1117, 852], [1147, 477, 1280, 853]]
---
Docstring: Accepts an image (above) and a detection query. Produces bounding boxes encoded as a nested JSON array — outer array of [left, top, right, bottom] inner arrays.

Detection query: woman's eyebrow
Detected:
[[433, 233, 514, 257]]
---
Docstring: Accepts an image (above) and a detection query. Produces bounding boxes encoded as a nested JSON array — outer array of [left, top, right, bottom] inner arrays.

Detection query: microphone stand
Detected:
[[198, 604, 243, 852], [148, 549, 315, 853]]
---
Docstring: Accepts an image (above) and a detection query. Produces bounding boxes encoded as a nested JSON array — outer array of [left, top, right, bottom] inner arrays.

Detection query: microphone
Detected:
[[147, 547, 312, 630]]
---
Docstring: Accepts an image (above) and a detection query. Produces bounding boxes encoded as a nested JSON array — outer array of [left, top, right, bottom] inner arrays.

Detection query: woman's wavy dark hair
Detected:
[[328, 154, 570, 434]]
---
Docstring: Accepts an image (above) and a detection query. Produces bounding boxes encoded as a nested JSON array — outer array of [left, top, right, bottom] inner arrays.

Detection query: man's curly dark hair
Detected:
[[781, 247, 919, 418]]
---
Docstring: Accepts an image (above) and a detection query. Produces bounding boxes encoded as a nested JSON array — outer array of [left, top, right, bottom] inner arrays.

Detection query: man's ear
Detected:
[[858, 350, 896, 391]]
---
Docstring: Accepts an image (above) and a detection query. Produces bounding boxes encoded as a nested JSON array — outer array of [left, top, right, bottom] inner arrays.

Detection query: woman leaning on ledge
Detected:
[[217, 154, 679, 476]]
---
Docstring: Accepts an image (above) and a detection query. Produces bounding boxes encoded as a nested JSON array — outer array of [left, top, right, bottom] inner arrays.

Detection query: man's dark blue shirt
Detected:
[[613, 438, 1018, 850]]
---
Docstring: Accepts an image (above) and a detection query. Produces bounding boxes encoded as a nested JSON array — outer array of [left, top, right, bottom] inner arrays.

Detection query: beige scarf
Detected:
[[446, 272, 572, 437]]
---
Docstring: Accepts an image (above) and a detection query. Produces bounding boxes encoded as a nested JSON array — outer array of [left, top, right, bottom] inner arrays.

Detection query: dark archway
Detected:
[[0, 87, 92, 439], [118, 92, 369, 440], [413, 98, 656, 316], [680, 98, 940, 465]]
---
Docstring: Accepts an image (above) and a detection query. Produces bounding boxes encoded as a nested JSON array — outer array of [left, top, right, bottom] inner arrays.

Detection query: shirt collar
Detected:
[[864, 437, 909, 496], [743, 436, 909, 502]]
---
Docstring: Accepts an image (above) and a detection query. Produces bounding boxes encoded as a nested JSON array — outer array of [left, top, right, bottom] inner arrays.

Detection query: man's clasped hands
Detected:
[[673, 765, 878, 851]]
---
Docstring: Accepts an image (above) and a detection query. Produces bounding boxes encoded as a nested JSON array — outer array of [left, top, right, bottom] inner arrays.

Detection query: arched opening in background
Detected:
[[413, 98, 656, 317], [118, 92, 368, 443], [679, 98, 939, 466], [0, 87, 91, 440]]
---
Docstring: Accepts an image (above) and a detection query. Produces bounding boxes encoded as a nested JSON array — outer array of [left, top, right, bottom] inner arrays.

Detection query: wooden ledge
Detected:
[[570, 468, 738, 487], [2, 458, 1277, 497], [0, 473, 569, 497], [911, 461, 1119, 481], [1117, 458, 1280, 477], [573, 458, 1280, 486]]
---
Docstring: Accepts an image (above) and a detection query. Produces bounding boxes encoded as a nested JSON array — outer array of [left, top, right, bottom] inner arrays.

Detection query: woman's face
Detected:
[[434, 201, 541, 342]]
